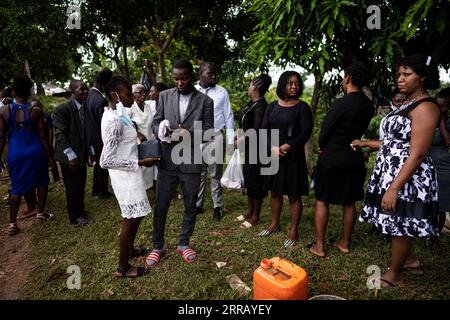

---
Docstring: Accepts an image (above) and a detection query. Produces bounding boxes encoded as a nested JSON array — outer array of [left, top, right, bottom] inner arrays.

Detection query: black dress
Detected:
[[238, 98, 268, 199], [314, 92, 374, 204], [428, 118, 450, 212], [262, 101, 313, 198]]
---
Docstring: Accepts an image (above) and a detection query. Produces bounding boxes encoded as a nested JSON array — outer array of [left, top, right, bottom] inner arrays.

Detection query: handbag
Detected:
[[138, 137, 161, 159]]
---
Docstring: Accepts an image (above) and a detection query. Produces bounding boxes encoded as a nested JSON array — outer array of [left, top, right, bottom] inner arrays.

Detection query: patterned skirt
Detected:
[[360, 142, 439, 238]]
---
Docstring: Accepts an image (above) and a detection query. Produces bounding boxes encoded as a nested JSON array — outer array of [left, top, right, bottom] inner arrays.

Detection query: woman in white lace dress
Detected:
[[100, 76, 159, 278]]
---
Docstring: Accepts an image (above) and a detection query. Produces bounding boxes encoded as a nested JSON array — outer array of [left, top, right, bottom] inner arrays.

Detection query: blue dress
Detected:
[[7, 102, 49, 195]]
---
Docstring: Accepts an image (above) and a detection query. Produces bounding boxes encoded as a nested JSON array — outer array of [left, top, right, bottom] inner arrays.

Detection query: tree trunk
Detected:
[[34, 65, 45, 96], [122, 24, 129, 79], [158, 52, 167, 84], [305, 73, 323, 169]]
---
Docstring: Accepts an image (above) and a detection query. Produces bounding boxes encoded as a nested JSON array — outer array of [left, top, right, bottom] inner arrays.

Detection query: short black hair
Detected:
[[252, 74, 272, 96], [276, 71, 303, 99], [154, 82, 169, 92], [173, 58, 193, 75], [95, 68, 113, 86], [436, 87, 450, 100], [344, 61, 370, 88], [69, 79, 83, 92], [199, 62, 216, 73], [12, 74, 33, 99], [104, 75, 131, 101], [400, 54, 440, 90]]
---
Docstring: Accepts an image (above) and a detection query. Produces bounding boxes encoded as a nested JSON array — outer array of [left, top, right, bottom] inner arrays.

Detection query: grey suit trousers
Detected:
[[153, 168, 201, 249], [196, 138, 224, 210]]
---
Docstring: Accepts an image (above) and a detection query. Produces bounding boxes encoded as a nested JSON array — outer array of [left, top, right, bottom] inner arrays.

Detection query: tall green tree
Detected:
[[244, 0, 450, 165], [0, 0, 82, 94]]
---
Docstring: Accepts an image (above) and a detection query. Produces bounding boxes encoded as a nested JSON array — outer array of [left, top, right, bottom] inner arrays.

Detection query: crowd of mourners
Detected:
[[0, 53, 449, 287]]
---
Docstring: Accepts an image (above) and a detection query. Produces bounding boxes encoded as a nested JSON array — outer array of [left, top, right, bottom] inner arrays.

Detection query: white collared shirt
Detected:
[[179, 92, 192, 123], [195, 84, 234, 144]]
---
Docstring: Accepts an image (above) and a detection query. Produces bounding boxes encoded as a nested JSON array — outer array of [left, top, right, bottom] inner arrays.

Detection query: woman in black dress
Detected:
[[430, 88, 450, 232], [308, 62, 374, 257], [235, 74, 272, 229], [259, 71, 313, 247]]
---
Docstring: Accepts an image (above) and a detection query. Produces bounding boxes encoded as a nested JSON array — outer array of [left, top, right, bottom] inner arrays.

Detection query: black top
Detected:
[[319, 92, 374, 149], [239, 98, 267, 131], [263, 101, 313, 153], [86, 88, 108, 152]]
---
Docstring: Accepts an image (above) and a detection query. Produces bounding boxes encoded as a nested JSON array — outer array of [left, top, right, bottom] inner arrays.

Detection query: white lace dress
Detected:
[[100, 107, 151, 219], [129, 101, 157, 189]]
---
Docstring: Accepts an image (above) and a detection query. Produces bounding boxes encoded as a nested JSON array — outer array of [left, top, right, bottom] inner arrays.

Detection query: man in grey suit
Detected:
[[53, 80, 96, 225], [147, 59, 213, 267]]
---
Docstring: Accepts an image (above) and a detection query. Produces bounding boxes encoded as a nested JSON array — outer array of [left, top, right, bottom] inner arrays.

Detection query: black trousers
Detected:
[[60, 162, 87, 223], [152, 168, 201, 250], [92, 148, 109, 196]]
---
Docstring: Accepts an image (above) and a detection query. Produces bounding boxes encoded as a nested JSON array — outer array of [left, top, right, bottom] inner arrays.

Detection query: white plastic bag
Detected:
[[220, 150, 244, 190]]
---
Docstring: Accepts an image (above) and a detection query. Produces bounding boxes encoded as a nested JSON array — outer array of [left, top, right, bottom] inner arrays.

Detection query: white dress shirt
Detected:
[[179, 92, 192, 123], [195, 84, 234, 144]]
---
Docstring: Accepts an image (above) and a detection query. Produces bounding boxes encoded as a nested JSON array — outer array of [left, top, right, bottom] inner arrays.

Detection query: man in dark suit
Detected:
[[86, 68, 113, 198], [146, 59, 213, 267], [53, 80, 96, 225]]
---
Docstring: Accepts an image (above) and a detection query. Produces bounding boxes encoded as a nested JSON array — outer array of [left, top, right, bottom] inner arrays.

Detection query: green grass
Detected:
[[13, 166, 450, 300]]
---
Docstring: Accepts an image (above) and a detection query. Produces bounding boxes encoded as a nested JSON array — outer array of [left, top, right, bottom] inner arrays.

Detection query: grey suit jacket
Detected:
[[152, 87, 214, 173], [53, 97, 94, 165]]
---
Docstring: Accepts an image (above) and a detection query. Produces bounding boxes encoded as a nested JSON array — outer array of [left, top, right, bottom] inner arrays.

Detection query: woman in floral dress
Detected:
[[360, 54, 441, 288]]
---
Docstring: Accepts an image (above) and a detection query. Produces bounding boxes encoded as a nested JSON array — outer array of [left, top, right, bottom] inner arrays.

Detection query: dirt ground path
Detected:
[[0, 196, 36, 299]]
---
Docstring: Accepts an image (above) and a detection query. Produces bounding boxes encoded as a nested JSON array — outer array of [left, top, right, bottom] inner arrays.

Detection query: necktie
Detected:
[[79, 105, 85, 130]]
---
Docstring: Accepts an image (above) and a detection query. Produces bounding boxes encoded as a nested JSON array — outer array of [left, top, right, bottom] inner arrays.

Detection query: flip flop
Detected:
[[176, 247, 197, 264], [283, 239, 297, 248], [380, 278, 400, 288], [403, 260, 424, 274], [145, 249, 165, 269], [240, 221, 253, 229], [258, 226, 281, 237], [235, 214, 246, 222], [36, 213, 54, 220]]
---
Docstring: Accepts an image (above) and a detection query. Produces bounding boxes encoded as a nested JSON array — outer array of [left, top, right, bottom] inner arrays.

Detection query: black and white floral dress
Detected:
[[360, 97, 439, 238]]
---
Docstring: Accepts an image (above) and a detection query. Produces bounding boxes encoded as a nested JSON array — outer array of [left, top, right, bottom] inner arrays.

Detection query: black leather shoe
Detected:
[[196, 207, 204, 215], [213, 207, 223, 221], [75, 216, 91, 225]]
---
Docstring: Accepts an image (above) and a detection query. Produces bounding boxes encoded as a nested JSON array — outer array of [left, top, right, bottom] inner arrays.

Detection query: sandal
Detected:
[[36, 212, 54, 220], [176, 247, 197, 264], [380, 277, 401, 288], [115, 264, 146, 278], [129, 246, 148, 258], [8, 223, 19, 236], [240, 221, 253, 229], [145, 249, 165, 269], [235, 214, 246, 222], [258, 226, 281, 237], [283, 239, 297, 248], [403, 260, 424, 274]]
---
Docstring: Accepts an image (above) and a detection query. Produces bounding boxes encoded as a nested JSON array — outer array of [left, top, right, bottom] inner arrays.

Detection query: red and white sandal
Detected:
[[144, 250, 165, 269], [176, 247, 197, 264]]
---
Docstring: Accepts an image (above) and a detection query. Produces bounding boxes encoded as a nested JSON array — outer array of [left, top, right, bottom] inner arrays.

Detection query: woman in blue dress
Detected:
[[0, 75, 55, 235]]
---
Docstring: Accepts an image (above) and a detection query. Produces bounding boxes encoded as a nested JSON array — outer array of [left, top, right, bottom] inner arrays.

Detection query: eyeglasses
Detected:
[[133, 92, 146, 96]]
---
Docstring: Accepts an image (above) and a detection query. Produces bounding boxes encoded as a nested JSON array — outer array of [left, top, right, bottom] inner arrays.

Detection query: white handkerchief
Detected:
[[158, 120, 171, 143]]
